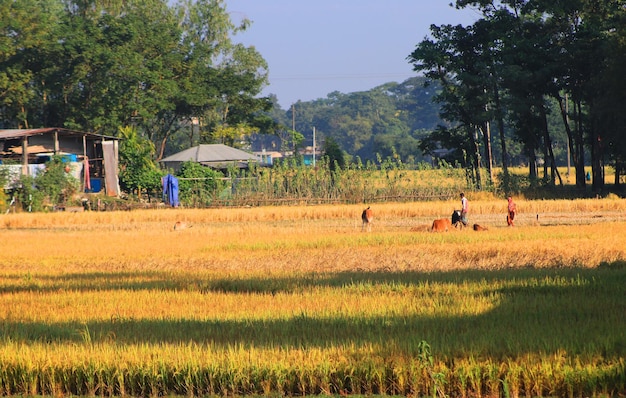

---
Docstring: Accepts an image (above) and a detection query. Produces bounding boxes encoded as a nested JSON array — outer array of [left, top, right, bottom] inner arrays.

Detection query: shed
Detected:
[[159, 144, 258, 172], [0, 128, 121, 196]]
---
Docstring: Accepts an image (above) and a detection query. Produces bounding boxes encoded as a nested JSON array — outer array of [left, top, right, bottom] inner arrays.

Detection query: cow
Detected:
[[451, 210, 464, 229], [361, 206, 373, 232], [473, 224, 488, 231], [431, 218, 451, 232], [173, 221, 188, 231]]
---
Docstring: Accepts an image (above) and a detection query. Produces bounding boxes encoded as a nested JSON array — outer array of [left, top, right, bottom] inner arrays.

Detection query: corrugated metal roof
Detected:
[[160, 144, 257, 163], [0, 128, 119, 140]]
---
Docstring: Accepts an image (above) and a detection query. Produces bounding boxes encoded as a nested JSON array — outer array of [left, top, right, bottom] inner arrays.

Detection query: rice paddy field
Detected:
[[1, 198, 625, 397]]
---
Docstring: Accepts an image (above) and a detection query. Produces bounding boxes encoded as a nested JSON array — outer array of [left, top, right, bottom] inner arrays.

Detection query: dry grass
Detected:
[[1, 198, 625, 275]]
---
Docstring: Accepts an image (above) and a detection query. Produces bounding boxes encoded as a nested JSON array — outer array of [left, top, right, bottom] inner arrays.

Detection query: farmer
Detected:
[[507, 196, 517, 227], [459, 192, 469, 227]]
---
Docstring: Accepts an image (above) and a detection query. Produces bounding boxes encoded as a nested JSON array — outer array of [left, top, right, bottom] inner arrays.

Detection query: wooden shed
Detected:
[[0, 128, 120, 196]]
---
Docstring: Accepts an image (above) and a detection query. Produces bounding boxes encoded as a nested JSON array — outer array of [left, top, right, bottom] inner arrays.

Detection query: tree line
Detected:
[[264, 77, 565, 177], [267, 1, 625, 195], [0, 0, 277, 160], [2, 0, 625, 206], [408, 0, 626, 193]]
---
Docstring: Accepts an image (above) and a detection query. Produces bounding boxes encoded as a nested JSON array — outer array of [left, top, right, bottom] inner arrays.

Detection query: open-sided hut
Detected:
[[159, 144, 258, 172], [0, 128, 120, 196]]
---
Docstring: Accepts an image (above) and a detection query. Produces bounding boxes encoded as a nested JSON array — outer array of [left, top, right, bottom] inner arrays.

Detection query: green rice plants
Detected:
[[453, 359, 470, 398], [196, 365, 217, 396], [584, 363, 599, 398], [465, 360, 484, 398], [503, 359, 523, 398], [389, 358, 408, 396], [562, 365, 582, 398], [292, 364, 312, 395], [416, 340, 447, 398], [341, 363, 362, 395], [483, 361, 503, 397], [115, 364, 128, 397]]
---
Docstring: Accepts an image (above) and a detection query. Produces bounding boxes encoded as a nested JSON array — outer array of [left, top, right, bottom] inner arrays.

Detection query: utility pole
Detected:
[[312, 126, 316, 167], [291, 104, 296, 154]]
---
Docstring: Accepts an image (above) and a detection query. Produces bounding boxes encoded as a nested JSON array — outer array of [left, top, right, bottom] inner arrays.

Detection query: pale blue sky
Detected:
[[226, 1, 480, 109]]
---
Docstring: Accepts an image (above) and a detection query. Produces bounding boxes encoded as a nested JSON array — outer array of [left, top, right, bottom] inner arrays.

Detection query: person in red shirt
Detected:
[[507, 196, 517, 226]]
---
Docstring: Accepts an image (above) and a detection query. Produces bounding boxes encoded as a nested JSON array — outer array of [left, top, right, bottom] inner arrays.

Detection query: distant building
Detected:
[[254, 150, 283, 166], [300, 146, 321, 166]]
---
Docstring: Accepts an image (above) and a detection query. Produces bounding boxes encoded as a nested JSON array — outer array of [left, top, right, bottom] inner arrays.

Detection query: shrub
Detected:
[[13, 156, 80, 211], [176, 161, 225, 206]]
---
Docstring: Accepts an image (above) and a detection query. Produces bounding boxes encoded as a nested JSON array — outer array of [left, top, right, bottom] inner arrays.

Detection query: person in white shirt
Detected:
[[460, 192, 469, 226]]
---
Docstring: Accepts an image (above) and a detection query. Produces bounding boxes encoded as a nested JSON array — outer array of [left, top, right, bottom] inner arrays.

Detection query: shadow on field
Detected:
[[1, 262, 625, 359]]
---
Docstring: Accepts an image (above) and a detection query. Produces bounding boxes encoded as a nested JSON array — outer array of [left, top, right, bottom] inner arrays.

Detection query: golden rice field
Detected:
[[0, 198, 625, 397]]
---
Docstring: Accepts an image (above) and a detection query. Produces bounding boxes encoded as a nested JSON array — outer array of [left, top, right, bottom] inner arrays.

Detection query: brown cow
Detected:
[[173, 221, 189, 231], [361, 206, 373, 232], [473, 224, 488, 231], [431, 218, 451, 232]]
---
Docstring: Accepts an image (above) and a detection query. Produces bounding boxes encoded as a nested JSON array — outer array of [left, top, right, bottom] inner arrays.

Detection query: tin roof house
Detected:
[[0, 128, 121, 196], [159, 144, 258, 172]]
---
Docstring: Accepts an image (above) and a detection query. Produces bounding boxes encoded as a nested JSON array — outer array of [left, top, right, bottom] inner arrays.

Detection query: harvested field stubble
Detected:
[[0, 199, 625, 396]]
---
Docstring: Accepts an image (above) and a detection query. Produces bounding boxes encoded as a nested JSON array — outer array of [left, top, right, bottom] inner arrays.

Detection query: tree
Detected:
[[408, 0, 626, 194], [0, 0, 63, 128], [117, 125, 163, 197], [210, 123, 255, 148], [2, 0, 273, 168], [166, 0, 272, 157], [322, 136, 345, 171], [409, 22, 492, 189]]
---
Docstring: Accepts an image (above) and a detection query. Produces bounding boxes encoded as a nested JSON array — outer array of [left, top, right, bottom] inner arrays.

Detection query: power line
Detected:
[[269, 73, 414, 82]]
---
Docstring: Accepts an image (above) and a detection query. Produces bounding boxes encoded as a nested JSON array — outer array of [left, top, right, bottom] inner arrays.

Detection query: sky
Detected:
[[226, 1, 480, 109]]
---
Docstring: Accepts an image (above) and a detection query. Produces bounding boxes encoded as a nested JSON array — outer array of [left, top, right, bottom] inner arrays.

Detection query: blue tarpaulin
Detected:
[[162, 174, 180, 207]]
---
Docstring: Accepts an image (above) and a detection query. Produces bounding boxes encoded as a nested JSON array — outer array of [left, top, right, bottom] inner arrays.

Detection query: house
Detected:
[[254, 150, 283, 166], [0, 128, 120, 196], [300, 146, 320, 166], [159, 144, 258, 172]]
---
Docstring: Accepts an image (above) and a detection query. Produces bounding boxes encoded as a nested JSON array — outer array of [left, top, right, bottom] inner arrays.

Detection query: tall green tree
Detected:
[[2, 0, 272, 163], [409, 22, 493, 189], [117, 125, 162, 196], [0, 0, 62, 128], [171, 0, 272, 157]]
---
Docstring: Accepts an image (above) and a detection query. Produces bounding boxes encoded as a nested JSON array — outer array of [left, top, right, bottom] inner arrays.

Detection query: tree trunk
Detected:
[[556, 93, 585, 188], [591, 128, 604, 193], [480, 122, 493, 186], [527, 143, 538, 182], [471, 126, 482, 190], [589, 100, 604, 193], [540, 103, 562, 186], [574, 99, 586, 188], [615, 161, 623, 186], [493, 82, 509, 185], [541, 124, 550, 183]]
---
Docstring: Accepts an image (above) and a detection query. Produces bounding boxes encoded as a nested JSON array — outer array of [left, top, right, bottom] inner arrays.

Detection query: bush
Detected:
[[176, 161, 225, 207], [0, 167, 9, 213], [13, 157, 79, 212]]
